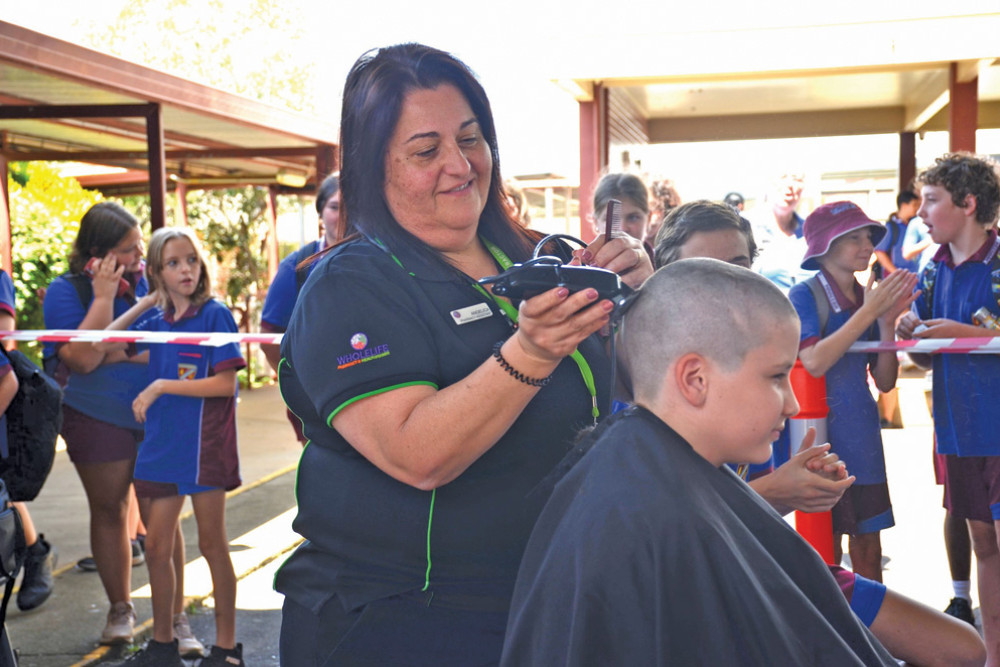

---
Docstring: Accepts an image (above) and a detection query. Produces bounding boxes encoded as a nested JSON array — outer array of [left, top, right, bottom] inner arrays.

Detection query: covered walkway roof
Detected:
[[555, 11, 1000, 223], [0, 20, 338, 201]]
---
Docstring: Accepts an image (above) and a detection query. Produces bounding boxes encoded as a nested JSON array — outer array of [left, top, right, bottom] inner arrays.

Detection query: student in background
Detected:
[[898, 152, 1000, 664]]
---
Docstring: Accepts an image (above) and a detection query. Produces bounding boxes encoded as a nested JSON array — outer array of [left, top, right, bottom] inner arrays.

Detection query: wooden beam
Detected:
[[146, 104, 166, 231], [1, 145, 320, 162], [0, 103, 154, 119]]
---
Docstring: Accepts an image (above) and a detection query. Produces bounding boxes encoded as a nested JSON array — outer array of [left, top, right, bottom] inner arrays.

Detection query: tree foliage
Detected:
[[8, 164, 104, 356], [86, 0, 316, 114]]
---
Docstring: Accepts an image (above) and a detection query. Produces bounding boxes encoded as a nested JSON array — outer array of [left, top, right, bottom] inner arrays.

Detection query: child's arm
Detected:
[[132, 367, 237, 424], [798, 270, 919, 377], [0, 368, 17, 418], [106, 292, 158, 331]]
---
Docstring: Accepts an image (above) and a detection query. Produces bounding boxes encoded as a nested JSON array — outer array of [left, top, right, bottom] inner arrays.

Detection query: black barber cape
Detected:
[[501, 406, 896, 666]]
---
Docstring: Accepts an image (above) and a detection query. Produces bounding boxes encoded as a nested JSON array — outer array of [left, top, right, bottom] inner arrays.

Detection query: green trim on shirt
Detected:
[[326, 380, 440, 426]]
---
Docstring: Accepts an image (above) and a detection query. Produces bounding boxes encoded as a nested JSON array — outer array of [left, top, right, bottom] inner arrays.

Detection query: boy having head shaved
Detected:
[[501, 259, 897, 666]]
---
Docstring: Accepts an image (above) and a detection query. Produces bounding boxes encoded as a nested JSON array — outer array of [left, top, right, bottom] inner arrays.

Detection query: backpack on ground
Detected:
[[0, 347, 62, 502]]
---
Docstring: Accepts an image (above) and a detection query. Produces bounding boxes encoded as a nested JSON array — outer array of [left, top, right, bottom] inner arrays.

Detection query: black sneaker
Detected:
[[944, 597, 976, 626], [17, 535, 56, 611], [114, 639, 183, 666], [199, 643, 244, 666]]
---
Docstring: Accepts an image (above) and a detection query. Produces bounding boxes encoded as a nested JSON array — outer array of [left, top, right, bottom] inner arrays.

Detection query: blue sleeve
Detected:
[[0, 271, 15, 316], [206, 301, 245, 371], [874, 222, 893, 253], [788, 283, 821, 344], [43, 277, 87, 330], [42, 277, 88, 359], [261, 242, 315, 331]]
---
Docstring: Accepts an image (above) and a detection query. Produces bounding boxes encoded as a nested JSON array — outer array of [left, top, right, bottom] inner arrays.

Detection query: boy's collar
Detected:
[[932, 229, 999, 268], [816, 267, 862, 313]]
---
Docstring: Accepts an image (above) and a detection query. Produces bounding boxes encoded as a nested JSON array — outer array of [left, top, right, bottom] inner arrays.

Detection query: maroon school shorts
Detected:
[[832, 483, 893, 536], [942, 453, 1000, 523], [61, 404, 142, 465]]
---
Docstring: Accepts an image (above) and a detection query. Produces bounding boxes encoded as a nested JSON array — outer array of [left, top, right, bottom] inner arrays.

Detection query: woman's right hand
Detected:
[[514, 286, 614, 363], [91, 253, 125, 301]]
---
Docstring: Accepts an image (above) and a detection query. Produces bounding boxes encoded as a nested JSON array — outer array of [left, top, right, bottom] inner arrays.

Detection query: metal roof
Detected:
[[0, 20, 338, 193]]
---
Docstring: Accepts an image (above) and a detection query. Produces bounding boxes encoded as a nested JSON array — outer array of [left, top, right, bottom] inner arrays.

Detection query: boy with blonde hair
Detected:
[[501, 259, 896, 665]]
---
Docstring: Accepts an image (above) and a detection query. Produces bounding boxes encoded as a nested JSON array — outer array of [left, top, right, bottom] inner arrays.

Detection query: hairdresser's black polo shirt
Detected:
[[276, 236, 610, 615]]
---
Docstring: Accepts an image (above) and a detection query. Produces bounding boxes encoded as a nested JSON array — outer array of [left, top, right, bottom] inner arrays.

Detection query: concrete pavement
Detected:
[[5, 382, 303, 666]]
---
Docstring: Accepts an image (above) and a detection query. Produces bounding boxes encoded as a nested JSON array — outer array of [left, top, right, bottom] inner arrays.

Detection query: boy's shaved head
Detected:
[[621, 258, 798, 402]]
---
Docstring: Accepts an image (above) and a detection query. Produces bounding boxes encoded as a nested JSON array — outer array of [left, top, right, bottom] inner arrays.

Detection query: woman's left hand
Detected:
[[571, 233, 653, 289]]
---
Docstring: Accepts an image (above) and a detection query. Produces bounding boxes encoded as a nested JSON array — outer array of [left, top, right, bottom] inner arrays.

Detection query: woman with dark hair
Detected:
[[42, 203, 198, 655], [275, 43, 651, 664]]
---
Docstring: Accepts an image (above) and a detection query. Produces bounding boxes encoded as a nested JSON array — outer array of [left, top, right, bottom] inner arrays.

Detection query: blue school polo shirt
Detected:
[[260, 239, 322, 333], [42, 272, 151, 429], [0, 272, 14, 458], [788, 270, 887, 486], [875, 215, 918, 274], [914, 231, 1000, 457], [133, 299, 246, 490], [275, 236, 611, 616]]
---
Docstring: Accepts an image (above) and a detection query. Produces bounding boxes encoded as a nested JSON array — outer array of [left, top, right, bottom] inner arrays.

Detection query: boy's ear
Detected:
[[962, 193, 978, 217], [674, 352, 709, 408]]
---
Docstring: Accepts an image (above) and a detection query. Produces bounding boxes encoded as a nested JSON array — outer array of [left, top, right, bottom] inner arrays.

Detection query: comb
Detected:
[[604, 199, 623, 239]]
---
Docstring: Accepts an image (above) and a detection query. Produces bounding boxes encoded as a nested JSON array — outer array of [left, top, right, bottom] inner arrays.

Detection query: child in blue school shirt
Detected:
[[898, 152, 1000, 663], [104, 227, 246, 667], [788, 201, 918, 583]]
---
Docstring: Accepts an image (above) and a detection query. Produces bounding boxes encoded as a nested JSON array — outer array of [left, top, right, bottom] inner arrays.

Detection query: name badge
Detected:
[[451, 302, 493, 326]]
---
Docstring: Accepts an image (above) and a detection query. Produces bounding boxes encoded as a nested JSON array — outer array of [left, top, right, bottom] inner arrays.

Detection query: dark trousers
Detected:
[[280, 592, 507, 666]]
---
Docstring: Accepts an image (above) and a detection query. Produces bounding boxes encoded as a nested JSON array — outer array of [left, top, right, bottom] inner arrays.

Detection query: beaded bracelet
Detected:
[[492, 340, 553, 387]]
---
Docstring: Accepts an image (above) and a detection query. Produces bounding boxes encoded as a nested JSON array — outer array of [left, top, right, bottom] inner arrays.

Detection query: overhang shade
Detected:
[[0, 21, 338, 193], [557, 13, 1000, 144]]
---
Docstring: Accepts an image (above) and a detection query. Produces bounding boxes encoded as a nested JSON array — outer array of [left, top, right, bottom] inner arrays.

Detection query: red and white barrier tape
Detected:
[[0, 330, 283, 347], [848, 337, 1000, 354], [0, 330, 996, 353]]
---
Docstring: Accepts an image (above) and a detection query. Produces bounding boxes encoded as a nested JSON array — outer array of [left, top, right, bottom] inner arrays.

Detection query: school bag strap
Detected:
[[803, 274, 831, 338]]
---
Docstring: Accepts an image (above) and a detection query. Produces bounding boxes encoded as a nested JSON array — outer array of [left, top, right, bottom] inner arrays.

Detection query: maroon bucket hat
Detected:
[[801, 201, 886, 271]]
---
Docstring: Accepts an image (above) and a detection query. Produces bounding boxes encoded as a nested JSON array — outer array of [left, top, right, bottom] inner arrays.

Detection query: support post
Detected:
[[145, 104, 167, 230], [579, 83, 604, 242], [898, 132, 916, 193], [265, 186, 279, 283], [949, 62, 978, 153]]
